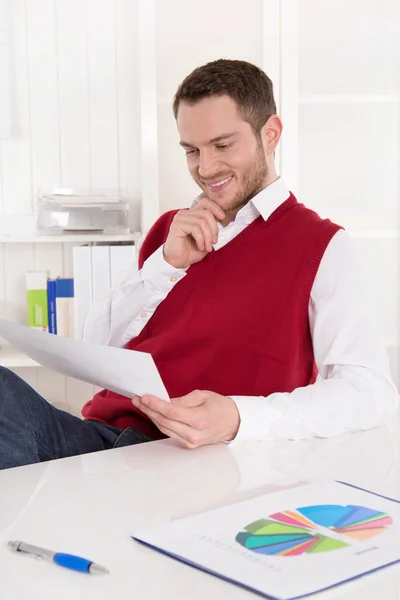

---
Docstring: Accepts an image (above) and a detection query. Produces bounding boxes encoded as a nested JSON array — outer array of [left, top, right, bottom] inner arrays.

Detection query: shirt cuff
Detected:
[[228, 395, 284, 444], [140, 245, 188, 292]]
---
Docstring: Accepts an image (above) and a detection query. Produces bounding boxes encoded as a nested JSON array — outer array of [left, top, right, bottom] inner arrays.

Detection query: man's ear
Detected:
[[262, 114, 283, 154]]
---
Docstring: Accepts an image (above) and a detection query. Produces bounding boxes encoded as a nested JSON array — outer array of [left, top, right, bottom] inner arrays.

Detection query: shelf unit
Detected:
[[0, 230, 141, 369], [0, 0, 158, 390], [0, 346, 39, 368], [0, 232, 141, 244]]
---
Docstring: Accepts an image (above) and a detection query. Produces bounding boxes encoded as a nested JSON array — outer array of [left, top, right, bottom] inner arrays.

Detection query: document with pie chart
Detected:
[[133, 481, 400, 600]]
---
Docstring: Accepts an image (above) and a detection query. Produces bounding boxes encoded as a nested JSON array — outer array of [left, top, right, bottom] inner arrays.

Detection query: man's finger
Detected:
[[155, 424, 200, 449], [181, 223, 206, 251], [136, 394, 173, 414], [171, 390, 206, 408], [188, 219, 213, 253], [194, 197, 225, 221], [199, 209, 220, 244], [135, 394, 199, 426], [137, 402, 204, 447], [177, 212, 218, 249]]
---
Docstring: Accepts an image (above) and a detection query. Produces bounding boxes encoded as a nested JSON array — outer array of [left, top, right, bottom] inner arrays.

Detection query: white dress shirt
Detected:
[[83, 178, 398, 442]]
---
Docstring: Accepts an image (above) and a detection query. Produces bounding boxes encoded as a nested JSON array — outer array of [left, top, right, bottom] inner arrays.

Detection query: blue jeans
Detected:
[[0, 366, 154, 470]]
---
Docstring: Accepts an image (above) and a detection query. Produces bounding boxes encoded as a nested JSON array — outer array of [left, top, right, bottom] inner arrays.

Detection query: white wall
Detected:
[[295, 0, 400, 385], [0, 0, 142, 414], [155, 0, 265, 213]]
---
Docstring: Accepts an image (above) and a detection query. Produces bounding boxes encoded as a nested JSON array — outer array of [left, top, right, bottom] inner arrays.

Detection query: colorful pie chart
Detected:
[[235, 504, 392, 557]]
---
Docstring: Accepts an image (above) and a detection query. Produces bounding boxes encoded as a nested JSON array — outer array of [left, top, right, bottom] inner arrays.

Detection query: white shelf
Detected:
[[0, 232, 141, 243], [0, 346, 40, 368]]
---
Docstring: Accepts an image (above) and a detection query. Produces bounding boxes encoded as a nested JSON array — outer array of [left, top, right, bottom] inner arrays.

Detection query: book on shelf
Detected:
[[73, 243, 137, 340], [47, 279, 57, 334], [91, 246, 111, 302], [22, 243, 137, 346], [47, 278, 75, 338], [26, 271, 49, 332], [109, 245, 137, 289], [55, 278, 75, 338]]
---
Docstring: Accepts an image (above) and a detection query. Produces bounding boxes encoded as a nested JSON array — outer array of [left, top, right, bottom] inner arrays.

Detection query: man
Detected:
[[0, 59, 397, 470]]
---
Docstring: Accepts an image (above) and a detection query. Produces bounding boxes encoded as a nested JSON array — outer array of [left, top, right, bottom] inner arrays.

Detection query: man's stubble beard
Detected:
[[229, 142, 269, 213], [193, 140, 269, 214]]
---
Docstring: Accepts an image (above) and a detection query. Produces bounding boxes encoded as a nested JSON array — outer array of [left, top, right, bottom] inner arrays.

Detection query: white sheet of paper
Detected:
[[134, 481, 400, 600], [0, 319, 169, 400]]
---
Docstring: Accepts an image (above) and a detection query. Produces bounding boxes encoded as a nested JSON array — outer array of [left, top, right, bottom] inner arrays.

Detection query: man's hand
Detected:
[[132, 390, 240, 449], [163, 198, 225, 269]]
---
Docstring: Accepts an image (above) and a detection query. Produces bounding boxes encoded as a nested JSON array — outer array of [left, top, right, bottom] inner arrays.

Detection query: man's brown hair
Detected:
[[173, 59, 277, 134]]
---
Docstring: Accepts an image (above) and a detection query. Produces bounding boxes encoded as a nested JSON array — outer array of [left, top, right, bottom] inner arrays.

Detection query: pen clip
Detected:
[[8, 541, 53, 561], [21, 551, 44, 561], [8, 541, 24, 553]]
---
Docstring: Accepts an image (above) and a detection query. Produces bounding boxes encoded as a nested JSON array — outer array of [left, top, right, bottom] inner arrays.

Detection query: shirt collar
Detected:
[[191, 177, 290, 225], [249, 177, 291, 221]]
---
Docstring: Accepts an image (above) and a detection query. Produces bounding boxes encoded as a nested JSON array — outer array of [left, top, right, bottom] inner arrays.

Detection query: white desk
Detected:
[[1, 418, 400, 600]]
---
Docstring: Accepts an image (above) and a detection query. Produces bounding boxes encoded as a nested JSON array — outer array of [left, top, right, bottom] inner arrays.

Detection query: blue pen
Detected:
[[8, 540, 109, 575]]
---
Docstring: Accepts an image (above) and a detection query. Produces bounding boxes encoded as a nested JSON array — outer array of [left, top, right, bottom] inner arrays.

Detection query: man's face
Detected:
[[177, 95, 269, 216]]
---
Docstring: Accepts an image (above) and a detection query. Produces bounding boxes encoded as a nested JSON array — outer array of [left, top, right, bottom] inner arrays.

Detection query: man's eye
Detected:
[[185, 149, 198, 156], [216, 143, 234, 150]]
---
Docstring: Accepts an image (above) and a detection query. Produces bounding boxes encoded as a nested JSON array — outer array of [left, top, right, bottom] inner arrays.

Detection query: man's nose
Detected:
[[198, 150, 219, 180]]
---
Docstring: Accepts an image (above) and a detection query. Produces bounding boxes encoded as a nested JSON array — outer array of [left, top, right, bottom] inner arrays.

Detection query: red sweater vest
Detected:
[[82, 194, 341, 438]]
